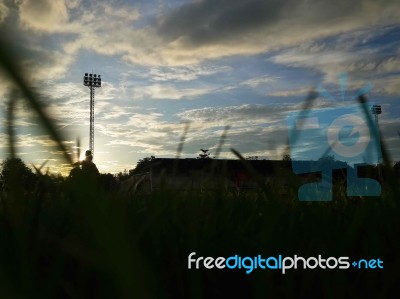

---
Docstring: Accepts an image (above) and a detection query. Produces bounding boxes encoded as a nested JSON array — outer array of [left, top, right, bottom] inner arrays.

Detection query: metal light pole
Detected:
[[371, 105, 381, 125], [371, 104, 382, 180], [83, 73, 101, 156]]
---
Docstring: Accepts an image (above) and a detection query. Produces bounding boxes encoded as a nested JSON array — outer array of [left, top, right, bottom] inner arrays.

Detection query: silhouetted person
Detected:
[[81, 150, 100, 177], [69, 150, 99, 181]]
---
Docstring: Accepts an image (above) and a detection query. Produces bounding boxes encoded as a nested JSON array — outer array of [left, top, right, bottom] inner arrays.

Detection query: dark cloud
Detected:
[[156, 0, 365, 48], [157, 0, 286, 46]]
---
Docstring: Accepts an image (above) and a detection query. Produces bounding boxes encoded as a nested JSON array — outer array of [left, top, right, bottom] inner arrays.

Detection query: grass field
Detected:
[[0, 154, 399, 298]]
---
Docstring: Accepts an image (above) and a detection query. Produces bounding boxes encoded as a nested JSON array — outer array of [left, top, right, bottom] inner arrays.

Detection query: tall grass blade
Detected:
[[6, 93, 17, 159], [0, 33, 72, 165], [176, 122, 190, 159], [215, 125, 230, 159]]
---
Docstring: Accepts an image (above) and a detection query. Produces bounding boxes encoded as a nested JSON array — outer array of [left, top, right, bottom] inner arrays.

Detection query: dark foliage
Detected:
[[0, 157, 398, 298]]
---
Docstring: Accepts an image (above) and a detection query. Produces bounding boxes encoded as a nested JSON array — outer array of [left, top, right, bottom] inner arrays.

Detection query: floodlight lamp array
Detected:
[[371, 105, 382, 115], [83, 73, 101, 87]]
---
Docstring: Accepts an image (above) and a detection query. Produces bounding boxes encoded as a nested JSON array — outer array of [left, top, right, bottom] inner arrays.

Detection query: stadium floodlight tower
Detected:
[[371, 104, 382, 125], [371, 105, 382, 179], [83, 72, 101, 157], [371, 104, 382, 154]]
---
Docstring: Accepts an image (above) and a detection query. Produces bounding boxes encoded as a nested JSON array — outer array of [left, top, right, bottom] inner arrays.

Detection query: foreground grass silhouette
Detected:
[[0, 158, 399, 298]]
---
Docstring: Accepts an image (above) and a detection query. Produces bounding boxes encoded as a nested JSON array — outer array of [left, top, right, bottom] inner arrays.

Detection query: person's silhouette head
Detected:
[[85, 150, 93, 161]]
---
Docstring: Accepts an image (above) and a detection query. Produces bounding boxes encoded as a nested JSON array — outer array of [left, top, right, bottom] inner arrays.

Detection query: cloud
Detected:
[[11, 0, 400, 70], [374, 56, 400, 73], [102, 3, 140, 22], [0, 134, 59, 149], [0, 1, 142, 84], [149, 64, 232, 82], [268, 33, 400, 96], [126, 112, 163, 128], [23, 48, 75, 81], [18, 0, 69, 33], [149, 0, 400, 65], [133, 84, 214, 100], [0, 0, 9, 23], [65, 0, 80, 10], [156, 0, 285, 47], [0, 0, 398, 93], [93, 103, 294, 159], [270, 44, 361, 78], [176, 102, 326, 124], [99, 105, 132, 121], [8, 0, 400, 71], [269, 87, 313, 97], [0, 29, 75, 83], [34, 81, 131, 132], [240, 75, 277, 88], [17, 1, 140, 33], [372, 76, 400, 95]]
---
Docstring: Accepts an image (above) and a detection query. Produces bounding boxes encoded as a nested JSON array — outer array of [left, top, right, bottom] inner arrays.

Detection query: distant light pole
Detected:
[[371, 105, 381, 125], [83, 73, 101, 156], [371, 104, 382, 180]]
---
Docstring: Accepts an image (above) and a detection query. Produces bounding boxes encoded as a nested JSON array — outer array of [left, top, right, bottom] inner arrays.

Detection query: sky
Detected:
[[0, 0, 399, 175]]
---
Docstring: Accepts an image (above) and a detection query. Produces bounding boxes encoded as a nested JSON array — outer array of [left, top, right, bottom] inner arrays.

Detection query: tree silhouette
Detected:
[[246, 156, 258, 160], [197, 149, 210, 159], [0, 158, 37, 192], [136, 156, 156, 168]]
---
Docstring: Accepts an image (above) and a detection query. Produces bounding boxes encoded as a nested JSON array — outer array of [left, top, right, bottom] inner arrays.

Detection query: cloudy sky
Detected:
[[0, 0, 399, 174]]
